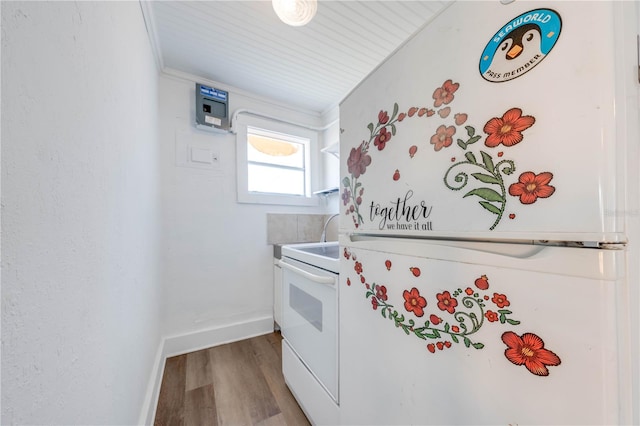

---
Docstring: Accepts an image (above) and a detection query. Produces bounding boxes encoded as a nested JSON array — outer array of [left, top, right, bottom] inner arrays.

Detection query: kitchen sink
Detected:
[[294, 242, 339, 259], [281, 241, 339, 273]]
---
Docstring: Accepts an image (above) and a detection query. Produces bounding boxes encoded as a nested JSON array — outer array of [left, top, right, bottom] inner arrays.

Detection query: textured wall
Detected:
[[1, 2, 161, 424], [158, 75, 338, 338]]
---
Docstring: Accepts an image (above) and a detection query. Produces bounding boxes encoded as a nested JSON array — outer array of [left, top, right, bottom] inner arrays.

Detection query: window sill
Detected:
[[237, 192, 319, 206]]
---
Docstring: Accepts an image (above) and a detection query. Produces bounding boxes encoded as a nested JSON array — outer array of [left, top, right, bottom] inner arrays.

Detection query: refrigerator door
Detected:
[[339, 1, 637, 242], [339, 235, 631, 425]]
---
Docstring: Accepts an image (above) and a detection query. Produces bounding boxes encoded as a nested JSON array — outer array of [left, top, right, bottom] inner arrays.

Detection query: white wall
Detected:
[[158, 73, 339, 340], [1, 2, 161, 424]]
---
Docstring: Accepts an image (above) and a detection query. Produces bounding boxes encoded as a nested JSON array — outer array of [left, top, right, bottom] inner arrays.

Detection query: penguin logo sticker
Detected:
[[480, 9, 561, 82]]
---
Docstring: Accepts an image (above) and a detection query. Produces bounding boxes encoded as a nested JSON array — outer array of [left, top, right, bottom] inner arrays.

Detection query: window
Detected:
[[236, 115, 319, 206], [247, 127, 309, 196]]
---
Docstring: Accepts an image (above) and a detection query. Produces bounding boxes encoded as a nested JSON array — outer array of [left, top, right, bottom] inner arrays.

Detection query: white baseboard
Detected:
[[138, 341, 166, 426], [137, 315, 275, 425]]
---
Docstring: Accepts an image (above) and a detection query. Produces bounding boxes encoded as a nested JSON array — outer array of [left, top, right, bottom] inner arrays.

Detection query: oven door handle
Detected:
[[278, 260, 336, 285]]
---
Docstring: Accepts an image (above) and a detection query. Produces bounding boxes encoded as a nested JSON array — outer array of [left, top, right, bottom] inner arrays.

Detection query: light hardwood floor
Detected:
[[154, 332, 310, 426]]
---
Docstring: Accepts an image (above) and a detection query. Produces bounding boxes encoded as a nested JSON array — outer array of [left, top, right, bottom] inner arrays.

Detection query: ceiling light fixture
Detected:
[[272, 0, 317, 27]]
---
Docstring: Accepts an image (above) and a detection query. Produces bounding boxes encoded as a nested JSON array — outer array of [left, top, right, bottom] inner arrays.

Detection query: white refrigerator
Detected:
[[338, 1, 639, 425]]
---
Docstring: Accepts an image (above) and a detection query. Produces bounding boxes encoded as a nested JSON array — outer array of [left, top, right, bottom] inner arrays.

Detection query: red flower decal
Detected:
[[492, 292, 510, 308], [430, 125, 456, 151], [376, 285, 388, 301], [454, 113, 468, 126], [354, 261, 363, 275], [508, 171, 556, 204], [438, 107, 451, 118], [403, 287, 427, 317], [347, 144, 371, 178], [371, 297, 378, 310], [465, 287, 474, 295], [374, 127, 391, 150], [485, 310, 499, 322], [502, 331, 561, 376], [378, 110, 389, 125], [436, 291, 458, 314], [483, 107, 535, 147], [429, 314, 442, 325], [341, 188, 351, 206], [474, 275, 489, 290], [432, 79, 460, 107]]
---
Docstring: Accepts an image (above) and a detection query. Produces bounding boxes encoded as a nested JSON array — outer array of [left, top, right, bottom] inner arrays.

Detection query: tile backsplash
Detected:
[[267, 213, 338, 244]]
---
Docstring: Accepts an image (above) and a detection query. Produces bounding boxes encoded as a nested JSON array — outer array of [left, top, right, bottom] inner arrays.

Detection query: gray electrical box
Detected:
[[195, 83, 229, 133]]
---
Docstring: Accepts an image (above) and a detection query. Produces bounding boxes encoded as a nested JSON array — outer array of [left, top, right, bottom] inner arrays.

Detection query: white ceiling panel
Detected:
[[144, 1, 450, 113]]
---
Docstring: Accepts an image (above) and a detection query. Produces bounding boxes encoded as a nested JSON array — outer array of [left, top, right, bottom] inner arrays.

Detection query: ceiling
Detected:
[[143, 1, 450, 114]]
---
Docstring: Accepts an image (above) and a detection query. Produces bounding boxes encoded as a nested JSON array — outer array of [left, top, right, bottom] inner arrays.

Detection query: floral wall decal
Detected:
[[344, 247, 562, 376], [341, 79, 557, 231], [508, 171, 556, 204], [432, 79, 459, 106], [483, 108, 535, 147], [403, 287, 427, 316], [502, 331, 561, 376]]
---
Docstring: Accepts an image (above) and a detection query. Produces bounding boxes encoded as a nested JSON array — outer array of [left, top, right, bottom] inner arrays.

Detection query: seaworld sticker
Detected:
[[479, 9, 562, 82]]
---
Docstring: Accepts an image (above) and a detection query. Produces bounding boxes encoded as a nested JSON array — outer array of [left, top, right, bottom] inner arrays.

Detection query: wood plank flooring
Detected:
[[154, 332, 311, 426]]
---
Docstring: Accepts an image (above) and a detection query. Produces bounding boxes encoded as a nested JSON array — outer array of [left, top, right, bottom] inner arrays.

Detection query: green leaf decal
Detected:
[[392, 102, 399, 118], [479, 201, 501, 215], [471, 173, 500, 184], [342, 177, 351, 187], [424, 329, 441, 339], [472, 342, 485, 349], [367, 123, 374, 133], [391, 124, 397, 136], [464, 187, 505, 202], [468, 135, 482, 145], [458, 139, 467, 149], [465, 152, 477, 164], [465, 126, 475, 137], [481, 151, 495, 171]]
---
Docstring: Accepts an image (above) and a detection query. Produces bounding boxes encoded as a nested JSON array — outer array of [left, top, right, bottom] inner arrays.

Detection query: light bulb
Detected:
[[272, 0, 317, 26]]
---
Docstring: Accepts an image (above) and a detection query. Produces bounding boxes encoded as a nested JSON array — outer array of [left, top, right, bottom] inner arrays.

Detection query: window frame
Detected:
[[236, 114, 319, 206]]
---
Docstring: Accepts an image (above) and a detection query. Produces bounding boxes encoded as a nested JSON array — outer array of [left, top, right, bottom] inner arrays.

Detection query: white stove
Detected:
[[278, 241, 340, 424]]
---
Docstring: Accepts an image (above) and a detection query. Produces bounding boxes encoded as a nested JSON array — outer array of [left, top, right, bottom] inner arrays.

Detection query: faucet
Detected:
[[321, 213, 340, 242]]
